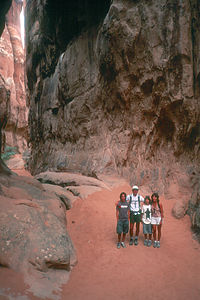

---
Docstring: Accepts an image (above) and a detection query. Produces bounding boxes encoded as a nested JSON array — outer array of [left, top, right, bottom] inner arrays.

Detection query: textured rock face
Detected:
[[0, 2, 77, 290], [0, 75, 12, 175], [0, 76, 10, 141], [187, 169, 200, 237], [26, 0, 200, 224], [0, 172, 76, 272], [27, 0, 199, 192], [0, 0, 12, 166], [0, 0, 12, 36], [0, 0, 28, 154]]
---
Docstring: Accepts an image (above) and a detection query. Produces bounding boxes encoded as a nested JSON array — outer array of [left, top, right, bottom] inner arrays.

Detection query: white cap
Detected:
[[132, 185, 139, 190]]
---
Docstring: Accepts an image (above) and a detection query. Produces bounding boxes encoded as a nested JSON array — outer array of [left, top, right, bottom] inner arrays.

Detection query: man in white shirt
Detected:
[[126, 185, 144, 245]]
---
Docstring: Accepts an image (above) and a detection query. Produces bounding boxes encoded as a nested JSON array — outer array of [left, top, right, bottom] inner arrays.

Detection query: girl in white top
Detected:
[[151, 192, 164, 248]]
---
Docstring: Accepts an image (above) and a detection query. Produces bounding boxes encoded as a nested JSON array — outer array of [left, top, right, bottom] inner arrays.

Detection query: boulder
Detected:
[[0, 172, 77, 273], [35, 171, 110, 190], [42, 183, 78, 209], [172, 199, 188, 219]]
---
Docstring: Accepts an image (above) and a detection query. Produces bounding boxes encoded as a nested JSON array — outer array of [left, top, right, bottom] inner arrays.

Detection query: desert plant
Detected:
[[1, 145, 18, 161]]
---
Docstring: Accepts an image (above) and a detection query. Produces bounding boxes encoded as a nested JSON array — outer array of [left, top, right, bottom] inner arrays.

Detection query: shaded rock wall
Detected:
[[0, 0, 12, 36], [0, 0, 28, 154], [27, 0, 200, 197], [0, 75, 11, 175], [0, 0, 12, 174], [187, 168, 200, 237]]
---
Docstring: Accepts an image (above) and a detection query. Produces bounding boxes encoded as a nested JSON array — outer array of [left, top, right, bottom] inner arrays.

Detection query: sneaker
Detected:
[[147, 240, 152, 247], [129, 238, 134, 246], [153, 241, 157, 248], [144, 239, 148, 246], [121, 242, 126, 248], [117, 242, 121, 249], [157, 241, 160, 248], [134, 238, 139, 246]]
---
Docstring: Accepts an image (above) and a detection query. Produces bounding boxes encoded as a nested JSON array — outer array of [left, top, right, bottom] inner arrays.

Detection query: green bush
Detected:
[[1, 145, 18, 161]]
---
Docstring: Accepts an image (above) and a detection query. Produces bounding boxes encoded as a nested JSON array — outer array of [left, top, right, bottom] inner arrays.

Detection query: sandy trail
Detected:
[[0, 173, 200, 300], [62, 181, 200, 300]]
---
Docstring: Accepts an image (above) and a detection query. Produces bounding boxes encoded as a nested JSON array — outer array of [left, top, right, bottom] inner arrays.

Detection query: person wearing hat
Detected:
[[126, 185, 144, 245]]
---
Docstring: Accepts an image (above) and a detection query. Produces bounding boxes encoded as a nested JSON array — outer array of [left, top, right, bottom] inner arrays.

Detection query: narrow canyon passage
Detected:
[[0, 0, 200, 299]]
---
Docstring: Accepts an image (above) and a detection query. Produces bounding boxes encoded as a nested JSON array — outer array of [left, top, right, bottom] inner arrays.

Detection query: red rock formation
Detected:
[[0, 75, 12, 175], [0, 0, 28, 154], [0, 0, 12, 174], [0, 171, 76, 273], [0, 0, 12, 36], [26, 1, 199, 179], [0, 1, 77, 287], [26, 0, 200, 232]]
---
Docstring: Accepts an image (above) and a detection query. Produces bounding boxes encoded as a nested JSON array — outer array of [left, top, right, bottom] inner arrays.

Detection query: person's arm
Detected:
[[141, 206, 144, 222], [116, 202, 119, 221], [116, 209, 119, 221], [160, 203, 164, 223], [126, 194, 130, 203], [140, 195, 144, 208], [140, 213, 143, 222]]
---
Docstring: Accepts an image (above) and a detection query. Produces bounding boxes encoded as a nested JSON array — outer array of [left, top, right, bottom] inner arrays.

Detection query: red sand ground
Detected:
[[0, 171, 200, 300], [62, 182, 200, 300]]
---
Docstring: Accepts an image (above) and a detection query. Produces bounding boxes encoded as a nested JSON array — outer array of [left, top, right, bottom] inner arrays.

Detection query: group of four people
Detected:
[[116, 185, 164, 249]]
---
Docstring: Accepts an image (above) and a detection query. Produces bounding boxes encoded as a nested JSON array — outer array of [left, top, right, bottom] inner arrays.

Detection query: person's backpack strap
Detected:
[[128, 195, 132, 209]]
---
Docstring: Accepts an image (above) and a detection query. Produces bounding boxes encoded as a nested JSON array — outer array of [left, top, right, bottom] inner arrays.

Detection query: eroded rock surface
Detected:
[[0, 75, 12, 175], [187, 169, 200, 237], [0, 168, 124, 298], [0, 0, 28, 153], [0, 0, 12, 36], [26, 0, 200, 229], [27, 0, 199, 180], [0, 173, 76, 273], [35, 171, 110, 190]]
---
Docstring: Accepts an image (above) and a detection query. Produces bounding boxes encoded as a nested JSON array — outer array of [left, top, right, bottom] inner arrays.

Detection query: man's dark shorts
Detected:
[[116, 219, 129, 234], [130, 212, 141, 224]]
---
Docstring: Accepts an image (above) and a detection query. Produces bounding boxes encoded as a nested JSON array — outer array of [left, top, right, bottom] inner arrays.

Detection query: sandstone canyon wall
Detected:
[[0, 0, 12, 174], [0, 1, 76, 284], [0, 0, 28, 154], [26, 1, 200, 229], [0, 0, 12, 36]]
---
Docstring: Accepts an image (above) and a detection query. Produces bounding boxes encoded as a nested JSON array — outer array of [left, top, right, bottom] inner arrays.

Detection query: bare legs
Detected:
[[152, 224, 162, 241], [130, 222, 140, 238], [144, 233, 152, 240], [118, 233, 126, 243]]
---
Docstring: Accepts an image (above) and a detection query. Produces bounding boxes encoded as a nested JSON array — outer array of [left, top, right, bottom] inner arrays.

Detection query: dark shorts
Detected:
[[116, 219, 129, 234], [143, 223, 152, 234], [130, 212, 141, 224]]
